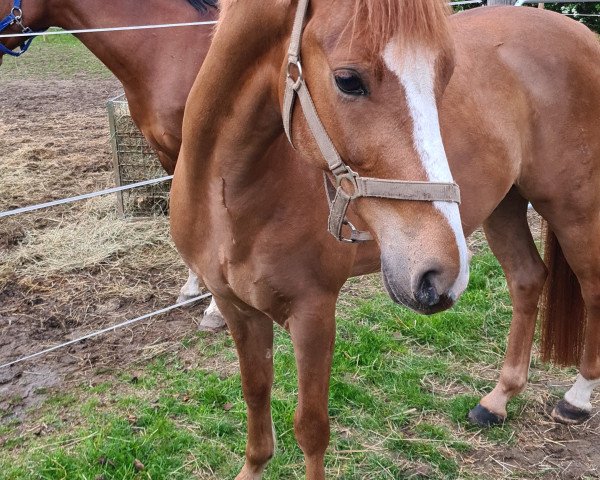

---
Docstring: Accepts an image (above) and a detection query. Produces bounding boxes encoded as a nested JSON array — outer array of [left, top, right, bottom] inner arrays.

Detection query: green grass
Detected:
[[0, 250, 525, 479], [0, 29, 110, 79]]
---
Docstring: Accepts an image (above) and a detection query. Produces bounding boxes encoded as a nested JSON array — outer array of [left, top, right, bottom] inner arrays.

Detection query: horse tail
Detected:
[[539, 224, 587, 366]]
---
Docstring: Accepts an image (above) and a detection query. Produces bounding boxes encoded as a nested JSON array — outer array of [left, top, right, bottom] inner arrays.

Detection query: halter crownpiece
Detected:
[[0, 0, 34, 57], [282, 0, 460, 243]]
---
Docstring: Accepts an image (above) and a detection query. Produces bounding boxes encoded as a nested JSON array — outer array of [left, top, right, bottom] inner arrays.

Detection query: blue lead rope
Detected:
[[0, 0, 34, 57]]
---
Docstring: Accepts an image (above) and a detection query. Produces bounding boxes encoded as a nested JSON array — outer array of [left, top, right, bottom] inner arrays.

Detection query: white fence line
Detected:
[[0, 21, 218, 38], [0, 293, 212, 371], [0, 175, 173, 218]]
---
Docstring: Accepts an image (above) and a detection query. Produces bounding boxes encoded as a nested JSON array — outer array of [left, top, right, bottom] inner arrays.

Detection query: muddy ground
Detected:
[[0, 77, 598, 479]]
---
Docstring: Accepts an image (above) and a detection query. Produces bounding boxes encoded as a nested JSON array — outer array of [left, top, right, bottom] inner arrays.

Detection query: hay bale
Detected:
[[107, 94, 170, 217]]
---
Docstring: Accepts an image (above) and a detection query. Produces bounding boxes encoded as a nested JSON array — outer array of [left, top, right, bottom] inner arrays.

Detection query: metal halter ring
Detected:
[[11, 7, 22, 20], [335, 169, 360, 199], [287, 58, 304, 89]]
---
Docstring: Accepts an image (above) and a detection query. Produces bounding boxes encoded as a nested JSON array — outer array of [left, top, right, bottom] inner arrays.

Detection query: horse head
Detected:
[[0, 0, 47, 65], [280, 0, 469, 314]]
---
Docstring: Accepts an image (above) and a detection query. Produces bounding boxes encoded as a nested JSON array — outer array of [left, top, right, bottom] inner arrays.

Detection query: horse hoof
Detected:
[[551, 399, 591, 425], [468, 404, 506, 427], [199, 312, 227, 332]]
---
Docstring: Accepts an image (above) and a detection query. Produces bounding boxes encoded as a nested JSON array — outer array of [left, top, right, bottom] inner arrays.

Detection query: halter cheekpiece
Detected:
[[282, 0, 460, 243], [0, 0, 34, 57]]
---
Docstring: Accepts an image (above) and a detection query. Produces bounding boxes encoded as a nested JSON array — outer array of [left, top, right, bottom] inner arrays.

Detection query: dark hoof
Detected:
[[468, 404, 506, 427], [198, 312, 227, 333], [551, 399, 591, 425]]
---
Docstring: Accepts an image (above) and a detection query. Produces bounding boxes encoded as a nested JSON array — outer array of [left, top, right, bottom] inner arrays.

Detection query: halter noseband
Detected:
[[0, 0, 34, 57], [282, 0, 460, 243]]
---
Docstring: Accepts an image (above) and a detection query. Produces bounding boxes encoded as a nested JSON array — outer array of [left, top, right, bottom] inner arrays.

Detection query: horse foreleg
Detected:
[[217, 300, 276, 479], [288, 297, 337, 480], [177, 269, 226, 331], [469, 189, 547, 426]]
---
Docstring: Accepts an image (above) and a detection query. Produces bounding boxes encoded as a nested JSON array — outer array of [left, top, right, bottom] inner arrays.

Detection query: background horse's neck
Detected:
[[42, 0, 218, 171], [50, 0, 216, 87]]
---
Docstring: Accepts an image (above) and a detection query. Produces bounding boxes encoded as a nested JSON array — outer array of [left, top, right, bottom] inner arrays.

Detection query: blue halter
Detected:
[[0, 0, 34, 57]]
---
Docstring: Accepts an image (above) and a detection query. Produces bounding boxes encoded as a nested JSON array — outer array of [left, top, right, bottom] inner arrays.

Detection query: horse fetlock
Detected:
[[564, 374, 600, 412], [235, 463, 265, 480], [199, 302, 227, 331], [177, 270, 202, 303]]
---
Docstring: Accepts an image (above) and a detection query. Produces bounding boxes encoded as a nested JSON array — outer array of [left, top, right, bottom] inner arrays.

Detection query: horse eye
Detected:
[[334, 71, 368, 96]]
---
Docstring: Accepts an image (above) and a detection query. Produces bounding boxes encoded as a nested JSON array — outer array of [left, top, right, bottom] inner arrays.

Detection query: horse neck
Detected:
[[45, 0, 215, 87], [178, 1, 292, 189]]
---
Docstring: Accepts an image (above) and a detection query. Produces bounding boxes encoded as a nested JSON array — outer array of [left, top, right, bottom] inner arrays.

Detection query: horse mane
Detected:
[[186, 0, 219, 13], [217, 0, 451, 53], [352, 0, 451, 53]]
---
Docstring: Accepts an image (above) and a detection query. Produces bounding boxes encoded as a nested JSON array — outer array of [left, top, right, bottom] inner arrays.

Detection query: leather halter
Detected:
[[282, 0, 460, 243], [0, 0, 34, 57]]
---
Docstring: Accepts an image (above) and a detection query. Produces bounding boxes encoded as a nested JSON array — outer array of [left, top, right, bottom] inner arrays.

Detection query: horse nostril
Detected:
[[414, 270, 441, 307]]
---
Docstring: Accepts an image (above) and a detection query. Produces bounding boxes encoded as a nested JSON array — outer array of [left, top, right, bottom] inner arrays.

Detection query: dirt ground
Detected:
[[1, 77, 599, 479], [0, 78, 211, 420]]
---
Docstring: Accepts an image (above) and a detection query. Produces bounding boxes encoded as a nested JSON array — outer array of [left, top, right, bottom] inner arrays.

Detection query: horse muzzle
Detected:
[[381, 254, 459, 315]]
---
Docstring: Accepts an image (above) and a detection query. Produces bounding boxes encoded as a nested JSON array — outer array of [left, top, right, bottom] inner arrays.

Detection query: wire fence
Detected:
[[0, 22, 219, 371], [0, 175, 173, 219]]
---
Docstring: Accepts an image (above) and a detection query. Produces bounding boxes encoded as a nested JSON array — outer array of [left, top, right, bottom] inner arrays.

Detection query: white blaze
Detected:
[[382, 42, 469, 299]]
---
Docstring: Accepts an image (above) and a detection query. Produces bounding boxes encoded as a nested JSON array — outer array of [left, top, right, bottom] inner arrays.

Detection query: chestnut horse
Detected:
[[0, 0, 226, 328], [3, 0, 599, 439], [172, 0, 468, 476], [173, 1, 600, 475]]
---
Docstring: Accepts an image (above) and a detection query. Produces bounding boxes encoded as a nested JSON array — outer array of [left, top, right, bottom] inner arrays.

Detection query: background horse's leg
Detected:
[[469, 189, 547, 426], [177, 270, 226, 331], [216, 300, 276, 480], [177, 269, 202, 303], [288, 297, 337, 480], [545, 220, 600, 424]]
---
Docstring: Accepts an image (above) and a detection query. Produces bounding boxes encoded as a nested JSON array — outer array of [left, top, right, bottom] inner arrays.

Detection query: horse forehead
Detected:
[[382, 41, 437, 86]]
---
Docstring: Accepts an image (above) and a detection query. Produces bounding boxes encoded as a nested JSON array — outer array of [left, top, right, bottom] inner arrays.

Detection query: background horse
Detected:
[[0, 0, 226, 329], [173, 1, 600, 476]]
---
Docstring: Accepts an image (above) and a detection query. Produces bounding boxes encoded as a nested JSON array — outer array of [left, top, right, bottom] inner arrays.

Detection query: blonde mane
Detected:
[[352, 0, 452, 53], [217, 0, 452, 54]]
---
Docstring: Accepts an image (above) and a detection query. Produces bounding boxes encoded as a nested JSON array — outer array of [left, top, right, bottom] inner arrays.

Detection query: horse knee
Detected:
[[294, 407, 329, 457]]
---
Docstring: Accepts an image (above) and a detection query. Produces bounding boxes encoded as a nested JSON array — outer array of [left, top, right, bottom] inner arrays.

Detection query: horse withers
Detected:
[[171, 0, 467, 477]]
